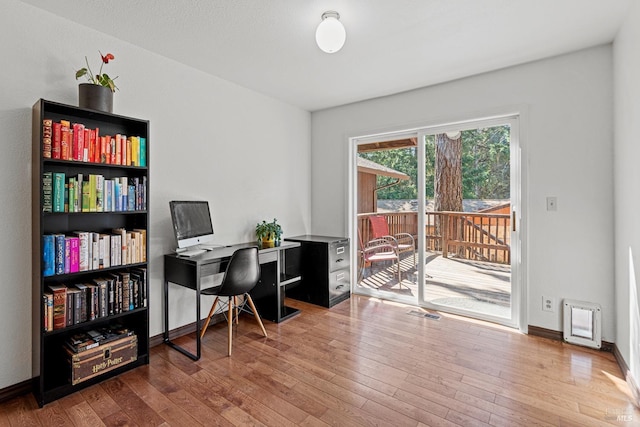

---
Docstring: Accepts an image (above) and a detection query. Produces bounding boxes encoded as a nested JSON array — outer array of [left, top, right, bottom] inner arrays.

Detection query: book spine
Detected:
[[83, 128, 90, 162], [89, 174, 97, 212], [128, 184, 135, 211], [75, 231, 89, 271], [43, 293, 53, 332], [42, 234, 55, 277], [67, 177, 75, 213], [72, 123, 84, 161], [126, 137, 131, 166], [42, 172, 52, 213], [52, 172, 66, 212], [52, 121, 61, 159], [42, 119, 52, 158], [139, 137, 146, 167], [49, 286, 67, 330], [54, 234, 65, 275], [65, 291, 74, 327], [92, 233, 99, 270], [69, 237, 79, 273], [60, 120, 70, 160], [64, 237, 71, 274], [96, 175, 104, 212]]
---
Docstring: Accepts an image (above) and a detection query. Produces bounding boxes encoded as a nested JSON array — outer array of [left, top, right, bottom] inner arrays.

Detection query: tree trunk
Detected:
[[434, 133, 462, 212], [435, 133, 463, 257]]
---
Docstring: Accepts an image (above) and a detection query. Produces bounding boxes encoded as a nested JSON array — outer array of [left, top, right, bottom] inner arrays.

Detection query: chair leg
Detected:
[[199, 296, 219, 339], [245, 294, 267, 338], [234, 296, 239, 324], [227, 296, 233, 356]]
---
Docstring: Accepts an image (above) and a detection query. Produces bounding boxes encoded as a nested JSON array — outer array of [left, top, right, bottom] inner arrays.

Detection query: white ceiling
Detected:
[[22, 0, 631, 111]]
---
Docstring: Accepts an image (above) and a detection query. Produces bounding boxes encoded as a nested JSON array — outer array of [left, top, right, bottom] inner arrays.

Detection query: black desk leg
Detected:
[[163, 279, 201, 361]]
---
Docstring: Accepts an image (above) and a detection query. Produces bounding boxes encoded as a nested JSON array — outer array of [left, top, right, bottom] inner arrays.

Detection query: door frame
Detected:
[[348, 109, 527, 332]]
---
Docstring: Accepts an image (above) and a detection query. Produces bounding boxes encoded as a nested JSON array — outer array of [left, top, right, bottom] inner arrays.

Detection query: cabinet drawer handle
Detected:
[[335, 258, 344, 263], [336, 246, 345, 255], [336, 273, 345, 281], [336, 284, 345, 290]]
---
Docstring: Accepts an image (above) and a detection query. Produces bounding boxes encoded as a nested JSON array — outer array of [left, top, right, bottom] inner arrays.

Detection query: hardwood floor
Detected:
[[2, 295, 638, 426]]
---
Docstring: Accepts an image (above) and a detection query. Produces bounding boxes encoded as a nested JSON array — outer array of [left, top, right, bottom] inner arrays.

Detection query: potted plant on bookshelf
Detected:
[[255, 218, 282, 248], [75, 51, 118, 113]]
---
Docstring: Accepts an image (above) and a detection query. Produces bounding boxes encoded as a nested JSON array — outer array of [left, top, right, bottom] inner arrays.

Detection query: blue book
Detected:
[[139, 137, 146, 167], [128, 185, 135, 211], [114, 182, 121, 211], [105, 180, 112, 212], [42, 234, 55, 277], [54, 234, 65, 275]]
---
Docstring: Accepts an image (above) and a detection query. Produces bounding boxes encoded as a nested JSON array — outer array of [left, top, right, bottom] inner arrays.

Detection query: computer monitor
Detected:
[[169, 200, 215, 249]]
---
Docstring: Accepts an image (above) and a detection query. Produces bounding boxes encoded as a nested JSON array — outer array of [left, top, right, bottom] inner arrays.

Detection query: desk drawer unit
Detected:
[[285, 235, 351, 308]]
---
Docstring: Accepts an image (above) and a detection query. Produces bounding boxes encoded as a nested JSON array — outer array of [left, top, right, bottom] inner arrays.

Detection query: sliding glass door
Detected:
[[351, 115, 521, 328]]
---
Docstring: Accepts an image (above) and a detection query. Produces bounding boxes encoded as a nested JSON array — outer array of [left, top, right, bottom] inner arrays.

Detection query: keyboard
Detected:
[[177, 248, 207, 257]]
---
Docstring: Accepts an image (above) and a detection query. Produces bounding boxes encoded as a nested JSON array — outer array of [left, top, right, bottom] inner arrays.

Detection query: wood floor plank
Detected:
[[33, 400, 74, 427], [64, 401, 106, 427], [3, 295, 640, 426]]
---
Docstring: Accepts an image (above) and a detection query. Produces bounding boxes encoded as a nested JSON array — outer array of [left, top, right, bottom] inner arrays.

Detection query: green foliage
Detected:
[[255, 218, 282, 241], [359, 124, 510, 201]]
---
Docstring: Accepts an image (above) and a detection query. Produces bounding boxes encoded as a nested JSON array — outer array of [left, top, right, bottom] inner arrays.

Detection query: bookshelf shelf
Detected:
[[32, 99, 150, 407]]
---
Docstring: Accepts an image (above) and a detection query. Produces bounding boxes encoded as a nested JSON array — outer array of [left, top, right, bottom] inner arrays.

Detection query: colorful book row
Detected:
[[43, 268, 147, 332], [42, 119, 146, 167], [43, 228, 146, 277], [43, 172, 146, 213]]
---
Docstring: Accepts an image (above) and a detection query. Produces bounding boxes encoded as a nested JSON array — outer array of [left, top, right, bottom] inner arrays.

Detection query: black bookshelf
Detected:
[[31, 99, 150, 406]]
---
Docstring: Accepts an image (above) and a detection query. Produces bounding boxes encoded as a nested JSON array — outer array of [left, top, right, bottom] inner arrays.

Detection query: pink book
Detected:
[[69, 237, 80, 273]]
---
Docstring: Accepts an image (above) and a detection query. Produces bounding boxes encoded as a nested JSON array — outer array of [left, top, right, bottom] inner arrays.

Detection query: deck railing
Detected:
[[358, 210, 511, 264]]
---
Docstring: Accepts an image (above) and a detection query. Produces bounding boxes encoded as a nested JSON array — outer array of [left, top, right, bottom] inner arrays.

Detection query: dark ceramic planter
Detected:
[[78, 83, 113, 113]]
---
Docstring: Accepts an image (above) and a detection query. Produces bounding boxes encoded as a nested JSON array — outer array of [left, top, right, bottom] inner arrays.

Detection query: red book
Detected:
[[83, 128, 90, 162], [100, 135, 107, 163], [93, 128, 100, 163], [60, 120, 70, 160], [72, 123, 85, 161], [52, 122, 62, 159], [48, 284, 67, 330]]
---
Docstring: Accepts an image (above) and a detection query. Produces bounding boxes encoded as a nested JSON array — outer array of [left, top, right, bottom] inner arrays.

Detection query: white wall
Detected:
[[613, 1, 640, 387], [0, 0, 310, 390], [311, 46, 614, 338]]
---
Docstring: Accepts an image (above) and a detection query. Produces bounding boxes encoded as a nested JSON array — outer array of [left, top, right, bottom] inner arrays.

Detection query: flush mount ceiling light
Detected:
[[315, 11, 346, 53]]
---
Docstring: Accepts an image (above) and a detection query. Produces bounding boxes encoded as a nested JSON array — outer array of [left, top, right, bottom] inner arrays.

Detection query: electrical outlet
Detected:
[[546, 196, 557, 211], [542, 296, 555, 312]]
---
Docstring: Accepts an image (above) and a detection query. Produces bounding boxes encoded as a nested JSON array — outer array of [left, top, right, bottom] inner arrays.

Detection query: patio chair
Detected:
[[369, 215, 416, 266], [358, 232, 401, 283]]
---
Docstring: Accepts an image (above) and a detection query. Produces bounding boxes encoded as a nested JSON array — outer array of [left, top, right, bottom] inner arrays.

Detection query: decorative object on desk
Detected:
[[75, 51, 118, 112], [255, 218, 282, 248]]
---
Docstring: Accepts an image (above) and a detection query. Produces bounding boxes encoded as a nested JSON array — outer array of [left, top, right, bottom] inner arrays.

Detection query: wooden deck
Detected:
[[357, 251, 511, 318]]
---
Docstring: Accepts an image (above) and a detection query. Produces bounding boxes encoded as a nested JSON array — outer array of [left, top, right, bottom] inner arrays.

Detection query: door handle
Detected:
[[512, 210, 516, 232]]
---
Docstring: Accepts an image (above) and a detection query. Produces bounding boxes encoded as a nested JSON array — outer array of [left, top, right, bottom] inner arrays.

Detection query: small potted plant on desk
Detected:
[[256, 218, 282, 248]]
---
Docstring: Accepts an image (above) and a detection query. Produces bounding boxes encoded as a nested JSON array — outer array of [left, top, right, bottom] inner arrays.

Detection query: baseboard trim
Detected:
[[149, 312, 226, 348], [527, 325, 563, 341], [527, 325, 613, 352], [613, 343, 640, 408], [0, 314, 227, 403], [0, 379, 32, 404]]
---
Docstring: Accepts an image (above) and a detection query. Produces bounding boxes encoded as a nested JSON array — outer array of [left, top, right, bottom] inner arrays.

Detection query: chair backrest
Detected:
[[217, 247, 261, 296], [369, 215, 390, 239]]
